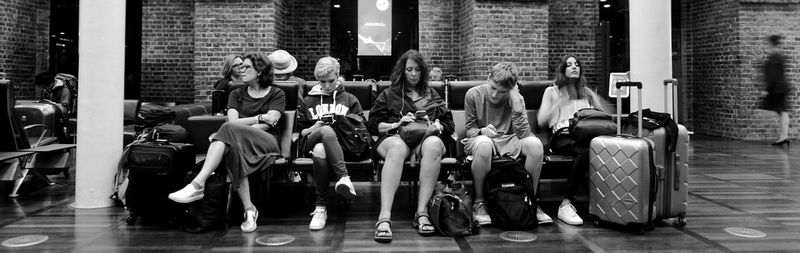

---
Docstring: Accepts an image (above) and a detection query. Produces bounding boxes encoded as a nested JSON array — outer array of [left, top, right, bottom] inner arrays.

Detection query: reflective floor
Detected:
[[1, 135, 800, 252]]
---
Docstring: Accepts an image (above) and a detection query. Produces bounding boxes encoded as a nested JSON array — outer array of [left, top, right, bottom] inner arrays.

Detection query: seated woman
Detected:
[[212, 54, 245, 114], [367, 50, 454, 242], [296, 56, 365, 230], [537, 54, 606, 226], [169, 52, 286, 233]]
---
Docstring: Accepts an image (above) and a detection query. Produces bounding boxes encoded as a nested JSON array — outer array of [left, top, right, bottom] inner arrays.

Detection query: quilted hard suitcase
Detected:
[[589, 82, 658, 233], [651, 79, 688, 226]]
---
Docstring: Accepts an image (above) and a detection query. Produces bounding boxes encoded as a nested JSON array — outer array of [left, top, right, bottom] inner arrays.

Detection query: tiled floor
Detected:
[[1, 134, 800, 252]]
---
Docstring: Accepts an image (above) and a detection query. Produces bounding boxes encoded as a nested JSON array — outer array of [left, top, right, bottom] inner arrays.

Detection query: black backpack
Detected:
[[428, 180, 480, 236], [485, 156, 538, 230], [183, 168, 229, 233]]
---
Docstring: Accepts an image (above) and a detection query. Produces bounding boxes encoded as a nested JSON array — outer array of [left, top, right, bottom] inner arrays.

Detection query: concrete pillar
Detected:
[[74, 0, 125, 208], [629, 0, 672, 113]]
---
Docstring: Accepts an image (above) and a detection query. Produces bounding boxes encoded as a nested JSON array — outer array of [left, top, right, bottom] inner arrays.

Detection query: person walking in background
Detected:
[[763, 35, 791, 146]]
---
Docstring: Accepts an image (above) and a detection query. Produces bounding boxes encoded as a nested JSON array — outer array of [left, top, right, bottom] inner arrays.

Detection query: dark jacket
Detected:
[[297, 83, 367, 155], [765, 52, 789, 94], [367, 84, 455, 150]]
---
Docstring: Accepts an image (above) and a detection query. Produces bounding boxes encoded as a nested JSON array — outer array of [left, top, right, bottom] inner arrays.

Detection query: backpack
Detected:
[[331, 114, 374, 161], [428, 180, 480, 236], [183, 169, 229, 233], [485, 155, 538, 230], [136, 103, 176, 127], [568, 108, 616, 145]]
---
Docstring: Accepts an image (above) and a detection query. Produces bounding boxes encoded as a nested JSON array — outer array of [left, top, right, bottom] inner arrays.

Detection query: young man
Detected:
[[461, 62, 550, 225]]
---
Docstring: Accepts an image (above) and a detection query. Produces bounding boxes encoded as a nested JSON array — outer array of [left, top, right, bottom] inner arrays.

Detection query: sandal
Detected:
[[412, 212, 436, 236], [374, 219, 392, 243]]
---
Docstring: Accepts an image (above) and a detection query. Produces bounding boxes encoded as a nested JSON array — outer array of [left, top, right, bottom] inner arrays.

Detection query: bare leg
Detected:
[[417, 136, 444, 214], [470, 140, 494, 202], [521, 137, 544, 195], [192, 141, 226, 186], [376, 137, 410, 221], [237, 177, 255, 210], [780, 111, 790, 141]]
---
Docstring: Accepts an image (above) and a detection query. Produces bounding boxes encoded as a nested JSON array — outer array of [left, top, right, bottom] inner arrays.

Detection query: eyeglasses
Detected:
[[236, 64, 254, 71]]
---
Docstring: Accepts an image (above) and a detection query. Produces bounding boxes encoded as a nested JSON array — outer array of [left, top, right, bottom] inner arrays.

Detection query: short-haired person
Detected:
[[537, 55, 606, 226], [296, 56, 363, 230], [368, 49, 454, 242], [429, 67, 443, 82], [461, 62, 548, 226], [169, 52, 286, 233]]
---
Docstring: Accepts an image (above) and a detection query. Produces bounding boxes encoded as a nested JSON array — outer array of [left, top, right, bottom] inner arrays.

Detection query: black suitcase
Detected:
[[125, 141, 195, 225], [14, 99, 69, 144]]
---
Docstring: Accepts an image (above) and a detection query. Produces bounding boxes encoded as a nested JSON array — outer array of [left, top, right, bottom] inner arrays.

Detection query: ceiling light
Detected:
[[333, 4, 340, 8], [603, 4, 611, 8]]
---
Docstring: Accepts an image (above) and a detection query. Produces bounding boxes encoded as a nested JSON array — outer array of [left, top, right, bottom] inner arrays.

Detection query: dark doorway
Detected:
[[49, 0, 79, 76], [330, 0, 418, 81], [125, 0, 142, 99]]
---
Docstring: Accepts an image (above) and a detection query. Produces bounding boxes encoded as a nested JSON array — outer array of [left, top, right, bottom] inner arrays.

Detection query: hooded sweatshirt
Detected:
[[296, 83, 365, 134]]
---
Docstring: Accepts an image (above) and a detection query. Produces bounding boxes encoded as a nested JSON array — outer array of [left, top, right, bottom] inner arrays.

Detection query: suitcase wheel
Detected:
[[126, 215, 137, 225], [636, 225, 647, 235], [592, 220, 601, 228], [675, 217, 687, 227]]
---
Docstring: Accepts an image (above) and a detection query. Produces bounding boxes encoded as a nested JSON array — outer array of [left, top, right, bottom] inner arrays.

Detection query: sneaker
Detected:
[[537, 206, 553, 225], [241, 208, 259, 232], [168, 182, 204, 203], [557, 204, 583, 226], [309, 209, 328, 230], [335, 176, 357, 199], [473, 202, 492, 226]]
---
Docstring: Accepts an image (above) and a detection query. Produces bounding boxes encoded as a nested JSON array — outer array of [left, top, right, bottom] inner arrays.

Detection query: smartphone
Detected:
[[415, 110, 427, 119], [320, 114, 334, 124]]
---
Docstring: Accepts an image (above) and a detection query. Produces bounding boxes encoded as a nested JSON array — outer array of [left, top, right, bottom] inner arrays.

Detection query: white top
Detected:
[[542, 86, 592, 132]]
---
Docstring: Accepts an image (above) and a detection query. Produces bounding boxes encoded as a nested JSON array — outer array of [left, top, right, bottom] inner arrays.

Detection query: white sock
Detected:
[[315, 206, 326, 212]]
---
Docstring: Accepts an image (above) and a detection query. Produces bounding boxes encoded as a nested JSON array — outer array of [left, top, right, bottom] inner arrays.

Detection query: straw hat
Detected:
[[268, 50, 298, 74]]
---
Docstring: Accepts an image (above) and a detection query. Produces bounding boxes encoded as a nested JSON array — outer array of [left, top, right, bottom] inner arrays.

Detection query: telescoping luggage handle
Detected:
[[663, 79, 678, 123], [615, 81, 643, 137]]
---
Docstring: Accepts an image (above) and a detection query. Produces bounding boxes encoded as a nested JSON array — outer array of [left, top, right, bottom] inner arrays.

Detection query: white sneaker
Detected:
[[168, 183, 204, 203], [473, 202, 492, 226], [309, 209, 328, 230], [557, 204, 583, 226], [241, 208, 259, 232], [537, 206, 553, 225], [335, 176, 356, 199]]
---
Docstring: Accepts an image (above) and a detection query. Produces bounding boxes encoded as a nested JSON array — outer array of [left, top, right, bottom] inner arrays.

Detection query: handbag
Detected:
[[398, 120, 430, 147], [568, 108, 616, 144], [428, 180, 480, 236], [549, 127, 573, 154]]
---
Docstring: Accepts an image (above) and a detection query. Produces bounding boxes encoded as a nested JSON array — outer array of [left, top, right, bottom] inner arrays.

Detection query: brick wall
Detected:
[[140, 0, 195, 104], [192, 0, 277, 103], [279, 0, 330, 81], [683, 0, 800, 140], [738, 1, 800, 140], [418, 0, 461, 78], [459, 0, 549, 81], [548, 0, 599, 89], [0, 0, 49, 99]]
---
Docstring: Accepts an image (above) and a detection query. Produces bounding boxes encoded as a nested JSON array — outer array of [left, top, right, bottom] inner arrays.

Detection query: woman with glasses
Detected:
[[367, 49, 454, 242], [169, 52, 286, 233], [213, 54, 245, 94]]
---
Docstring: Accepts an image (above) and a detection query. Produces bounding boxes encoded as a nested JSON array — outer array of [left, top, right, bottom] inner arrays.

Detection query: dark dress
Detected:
[[214, 86, 285, 189], [763, 52, 789, 112]]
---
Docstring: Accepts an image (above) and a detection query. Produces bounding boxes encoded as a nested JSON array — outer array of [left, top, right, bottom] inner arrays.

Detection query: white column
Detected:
[[629, 0, 672, 112], [74, 0, 126, 208]]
